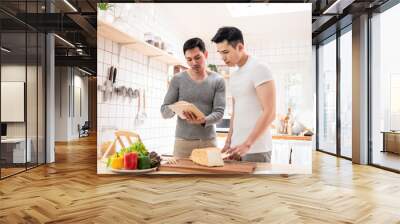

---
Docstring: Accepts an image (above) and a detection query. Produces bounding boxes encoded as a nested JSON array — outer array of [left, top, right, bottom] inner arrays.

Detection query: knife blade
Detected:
[[108, 66, 114, 81]]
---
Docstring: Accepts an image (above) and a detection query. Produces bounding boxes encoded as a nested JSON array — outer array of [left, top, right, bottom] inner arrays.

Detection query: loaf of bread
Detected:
[[190, 147, 224, 167]]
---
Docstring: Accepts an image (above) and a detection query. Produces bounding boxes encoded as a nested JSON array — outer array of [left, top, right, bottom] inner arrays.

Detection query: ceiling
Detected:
[[0, 0, 97, 74], [0, 0, 395, 75], [310, 0, 390, 43], [155, 3, 311, 44], [0, 31, 45, 65]]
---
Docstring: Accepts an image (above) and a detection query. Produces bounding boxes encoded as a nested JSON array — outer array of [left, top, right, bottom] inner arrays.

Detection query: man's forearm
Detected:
[[204, 108, 224, 126], [160, 104, 175, 119], [204, 80, 226, 127], [160, 79, 178, 119]]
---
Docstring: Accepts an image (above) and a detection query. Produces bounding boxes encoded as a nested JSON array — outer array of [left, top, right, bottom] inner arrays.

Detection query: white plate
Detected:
[[109, 167, 157, 174]]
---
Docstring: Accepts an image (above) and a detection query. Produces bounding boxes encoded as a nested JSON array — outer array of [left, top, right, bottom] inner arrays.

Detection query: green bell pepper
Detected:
[[138, 155, 151, 169]]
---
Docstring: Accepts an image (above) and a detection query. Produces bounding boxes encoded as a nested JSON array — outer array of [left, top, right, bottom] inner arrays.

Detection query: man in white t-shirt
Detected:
[[211, 26, 276, 162]]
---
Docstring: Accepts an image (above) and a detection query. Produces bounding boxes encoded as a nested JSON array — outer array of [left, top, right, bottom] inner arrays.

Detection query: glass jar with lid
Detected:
[[144, 32, 154, 45], [154, 35, 161, 48]]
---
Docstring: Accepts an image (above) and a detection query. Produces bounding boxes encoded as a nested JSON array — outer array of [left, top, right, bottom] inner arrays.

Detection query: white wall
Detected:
[[1, 65, 26, 144], [55, 67, 69, 141], [1, 64, 45, 163], [55, 67, 89, 141], [1, 65, 31, 138], [71, 74, 89, 138]]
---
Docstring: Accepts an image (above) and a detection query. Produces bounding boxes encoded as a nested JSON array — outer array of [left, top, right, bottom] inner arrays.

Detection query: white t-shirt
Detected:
[[230, 56, 274, 154]]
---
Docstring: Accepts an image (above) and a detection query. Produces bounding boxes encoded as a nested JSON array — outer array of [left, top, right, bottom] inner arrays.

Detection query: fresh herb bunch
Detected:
[[208, 64, 218, 72], [98, 3, 112, 11], [120, 141, 148, 157]]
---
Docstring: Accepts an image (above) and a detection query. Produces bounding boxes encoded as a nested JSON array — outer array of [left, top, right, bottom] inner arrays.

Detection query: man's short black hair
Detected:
[[211, 26, 244, 47], [183, 37, 206, 54]]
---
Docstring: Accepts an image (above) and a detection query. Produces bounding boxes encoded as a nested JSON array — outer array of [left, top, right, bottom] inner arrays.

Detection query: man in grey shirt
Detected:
[[161, 38, 226, 158]]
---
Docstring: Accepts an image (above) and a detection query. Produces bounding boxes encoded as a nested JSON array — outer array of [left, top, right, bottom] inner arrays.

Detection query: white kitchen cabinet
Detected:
[[272, 140, 312, 165], [217, 135, 312, 165]]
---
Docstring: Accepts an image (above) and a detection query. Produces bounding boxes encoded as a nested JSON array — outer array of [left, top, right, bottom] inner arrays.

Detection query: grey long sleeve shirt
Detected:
[[160, 71, 226, 140]]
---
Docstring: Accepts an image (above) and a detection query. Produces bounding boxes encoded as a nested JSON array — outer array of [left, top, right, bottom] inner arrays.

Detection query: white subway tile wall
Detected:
[[97, 35, 177, 155]]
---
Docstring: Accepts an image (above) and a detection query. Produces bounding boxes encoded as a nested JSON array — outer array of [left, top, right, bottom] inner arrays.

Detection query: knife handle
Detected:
[[113, 67, 117, 83], [108, 66, 114, 81]]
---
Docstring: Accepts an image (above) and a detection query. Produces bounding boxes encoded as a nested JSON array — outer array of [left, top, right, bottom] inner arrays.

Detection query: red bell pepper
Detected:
[[123, 152, 138, 170]]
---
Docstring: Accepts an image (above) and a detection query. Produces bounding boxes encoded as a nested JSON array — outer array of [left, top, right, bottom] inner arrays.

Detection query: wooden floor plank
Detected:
[[0, 135, 399, 223]]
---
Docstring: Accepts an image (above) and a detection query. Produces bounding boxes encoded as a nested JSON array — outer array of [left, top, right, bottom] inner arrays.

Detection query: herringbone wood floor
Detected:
[[1, 135, 400, 224]]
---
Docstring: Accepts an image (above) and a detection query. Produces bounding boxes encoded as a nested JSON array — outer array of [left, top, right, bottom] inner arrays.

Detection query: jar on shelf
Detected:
[[144, 32, 154, 45], [154, 35, 161, 48], [160, 40, 165, 50]]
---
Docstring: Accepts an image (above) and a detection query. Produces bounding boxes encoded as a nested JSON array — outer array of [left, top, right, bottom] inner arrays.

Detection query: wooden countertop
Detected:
[[97, 160, 311, 175], [217, 132, 312, 141], [272, 135, 312, 141]]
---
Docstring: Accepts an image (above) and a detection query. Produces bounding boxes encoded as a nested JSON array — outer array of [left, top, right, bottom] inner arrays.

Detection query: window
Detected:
[[370, 2, 400, 171], [317, 36, 337, 155], [340, 28, 352, 158], [0, 1, 47, 179]]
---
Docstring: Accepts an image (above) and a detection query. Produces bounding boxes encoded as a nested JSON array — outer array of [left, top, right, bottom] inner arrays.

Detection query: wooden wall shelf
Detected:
[[97, 20, 186, 66]]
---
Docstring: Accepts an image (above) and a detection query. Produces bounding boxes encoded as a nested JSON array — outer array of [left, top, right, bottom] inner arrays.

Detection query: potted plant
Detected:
[[98, 3, 112, 11], [208, 64, 218, 72], [98, 3, 115, 23]]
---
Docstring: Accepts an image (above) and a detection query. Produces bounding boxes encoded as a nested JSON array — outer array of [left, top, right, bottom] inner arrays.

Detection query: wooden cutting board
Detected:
[[160, 159, 257, 174]]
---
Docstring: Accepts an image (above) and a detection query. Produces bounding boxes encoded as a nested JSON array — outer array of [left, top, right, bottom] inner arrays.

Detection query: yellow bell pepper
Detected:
[[111, 156, 124, 169]]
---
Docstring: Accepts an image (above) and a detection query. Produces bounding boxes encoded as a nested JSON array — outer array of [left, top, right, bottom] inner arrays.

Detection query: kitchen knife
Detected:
[[113, 67, 117, 84], [108, 66, 114, 81], [105, 66, 114, 92]]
